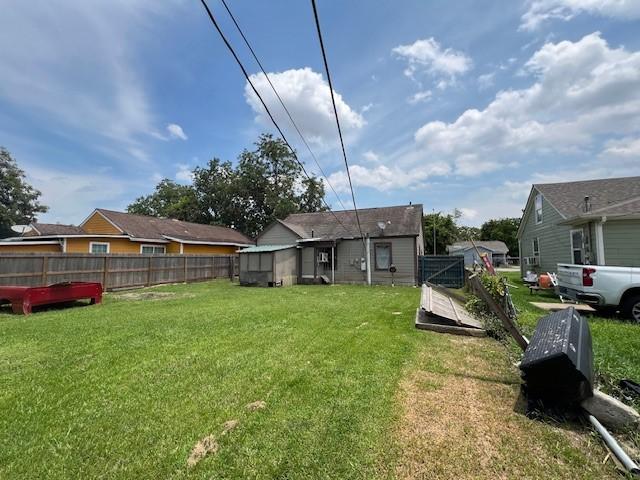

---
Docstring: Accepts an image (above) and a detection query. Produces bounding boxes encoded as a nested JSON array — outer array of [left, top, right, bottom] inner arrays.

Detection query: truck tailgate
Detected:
[[557, 264, 583, 287]]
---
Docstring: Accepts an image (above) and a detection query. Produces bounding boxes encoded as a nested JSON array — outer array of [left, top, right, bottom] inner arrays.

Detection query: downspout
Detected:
[[595, 217, 606, 266], [366, 234, 372, 286]]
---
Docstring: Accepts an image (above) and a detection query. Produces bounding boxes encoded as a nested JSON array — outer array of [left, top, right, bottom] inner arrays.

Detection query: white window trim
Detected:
[[140, 244, 166, 254], [89, 241, 110, 254], [570, 229, 584, 264], [532, 237, 540, 257], [535, 194, 543, 224]]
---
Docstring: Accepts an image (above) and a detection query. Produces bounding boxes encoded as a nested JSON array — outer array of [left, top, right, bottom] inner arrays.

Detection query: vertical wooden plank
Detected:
[[147, 256, 152, 286], [41, 255, 48, 286], [184, 255, 188, 283], [103, 256, 109, 290]]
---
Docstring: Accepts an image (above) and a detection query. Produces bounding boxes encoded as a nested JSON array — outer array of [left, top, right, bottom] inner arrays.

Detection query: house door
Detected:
[[570, 229, 585, 264]]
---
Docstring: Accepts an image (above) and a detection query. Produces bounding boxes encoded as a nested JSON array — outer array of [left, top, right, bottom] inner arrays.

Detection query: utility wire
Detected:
[[198, 0, 354, 237], [218, 0, 350, 215], [309, 0, 366, 247]]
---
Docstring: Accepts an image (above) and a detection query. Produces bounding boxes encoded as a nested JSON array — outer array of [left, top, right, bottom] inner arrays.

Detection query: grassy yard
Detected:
[[0, 280, 627, 479], [503, 271, 640, 406]]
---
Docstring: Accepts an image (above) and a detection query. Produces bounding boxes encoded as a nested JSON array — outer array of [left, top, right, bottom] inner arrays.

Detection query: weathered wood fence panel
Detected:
[[0, 254, 237, 290]]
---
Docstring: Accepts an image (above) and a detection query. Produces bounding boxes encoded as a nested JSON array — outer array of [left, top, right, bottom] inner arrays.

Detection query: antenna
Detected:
[[11, 225, 33, 236], [377, 221, 386, 230]]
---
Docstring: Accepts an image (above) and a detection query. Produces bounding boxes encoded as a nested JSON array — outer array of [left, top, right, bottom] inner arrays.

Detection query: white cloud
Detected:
[[521, 0, 640, 31], [477, 73, 495, 90], [454, 154, 500, 176], [601, 136, 640, 159], [0, 1, 179, 163], [458, 208, 478, 220], [408, 90, 432, 104], [362, 150, 380, 163], [175, 163, 194, 183], [244, 67, 365, 146], [326, 163, 450, 193], [413, 33, 640, 165], [393, 37, 472, 89], [166, 123, 187, 141]]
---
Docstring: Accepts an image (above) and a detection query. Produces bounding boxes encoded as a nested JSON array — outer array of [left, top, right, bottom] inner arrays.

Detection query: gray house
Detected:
[[518, 176, 640, 275], [243, 204, 424, 286], [446, 241, 509, 267]]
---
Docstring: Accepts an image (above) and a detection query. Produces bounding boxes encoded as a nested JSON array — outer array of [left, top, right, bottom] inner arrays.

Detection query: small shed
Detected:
[[238, 245, 298, 287]]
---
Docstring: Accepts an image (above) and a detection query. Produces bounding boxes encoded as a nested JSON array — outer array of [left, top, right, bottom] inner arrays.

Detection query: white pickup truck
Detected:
[[556, 264, 640, 322]]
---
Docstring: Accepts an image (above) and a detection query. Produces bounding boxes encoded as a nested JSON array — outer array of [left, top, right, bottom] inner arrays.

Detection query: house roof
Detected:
[[239, 244, 297, 253], [30, 222, 84, 236], [94, 209, 253, 245], [447, 240, 509, 254], [278, 204, 423, 240], [534, 176, 640, 219]]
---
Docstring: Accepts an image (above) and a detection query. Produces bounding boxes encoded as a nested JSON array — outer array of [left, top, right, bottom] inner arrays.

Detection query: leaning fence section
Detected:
[[0, 254, 238, 290], [418, 255, 465, 288]]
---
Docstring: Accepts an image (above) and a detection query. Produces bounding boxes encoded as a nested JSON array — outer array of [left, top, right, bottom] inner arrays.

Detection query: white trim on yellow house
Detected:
[[139, 244, 167, 254], [162, 235, 252, 247], [89, 241, 110, 254]]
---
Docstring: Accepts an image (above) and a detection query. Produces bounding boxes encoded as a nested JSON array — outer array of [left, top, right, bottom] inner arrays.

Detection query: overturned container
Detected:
[[520, 307, 594, 404]]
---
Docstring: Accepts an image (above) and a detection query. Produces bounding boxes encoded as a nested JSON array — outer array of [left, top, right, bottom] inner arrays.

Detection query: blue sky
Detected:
[[2, 0, 640, 227]]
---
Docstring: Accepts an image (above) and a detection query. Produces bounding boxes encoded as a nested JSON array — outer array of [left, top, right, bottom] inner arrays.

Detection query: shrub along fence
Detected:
[[0, 254, 238, 290]]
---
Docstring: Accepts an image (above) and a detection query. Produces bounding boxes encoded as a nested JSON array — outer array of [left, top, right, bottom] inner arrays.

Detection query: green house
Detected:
[[517, 176, 640, 275]]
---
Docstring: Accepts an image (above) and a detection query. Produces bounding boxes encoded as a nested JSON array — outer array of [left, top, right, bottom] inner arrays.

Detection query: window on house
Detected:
[[90, 242, 109, 254], [374, 243, 392, 270], [535, 194, 543, 224], [532, 238, 540, 257], [570, 229, 584, 264], [141, 245, 166, 254]]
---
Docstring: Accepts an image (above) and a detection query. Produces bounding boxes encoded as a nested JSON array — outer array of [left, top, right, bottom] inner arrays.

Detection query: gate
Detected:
[[418, 255, 465, 288]]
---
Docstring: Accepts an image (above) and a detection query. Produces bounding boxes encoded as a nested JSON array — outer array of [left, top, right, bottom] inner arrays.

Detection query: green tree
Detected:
[[127, 134, 326, 237], [423, 213, 458, 255], [0, 147, 48, 237], [127, 179, 202, 223], [455, 225, 481, 241], [480, 217, 521, 256]]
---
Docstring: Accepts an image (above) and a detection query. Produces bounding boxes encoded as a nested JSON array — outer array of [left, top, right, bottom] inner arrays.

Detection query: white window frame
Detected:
[[535, 194, 543, 224], [570, 229, 585, 265], [532, 237, 540, 257], [140, 244, 166, 254], [89, 241, 110, 254]]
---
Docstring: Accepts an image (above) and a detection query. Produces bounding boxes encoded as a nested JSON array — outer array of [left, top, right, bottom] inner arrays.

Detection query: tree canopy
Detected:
[[127, 134, 326, 237], [479, 217, 521, 255], [0, 147, 48, 237]]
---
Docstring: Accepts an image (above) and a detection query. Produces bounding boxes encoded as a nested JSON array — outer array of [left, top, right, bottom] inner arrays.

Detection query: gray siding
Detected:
[[519, 188, 572, 274], [603, 220, 640, 267], [450, 246, 493, 267], [274, 248, 298, 286], [370, 236, 417, 285], [257, 223, 299, 246], [301, 247, 315, 277]]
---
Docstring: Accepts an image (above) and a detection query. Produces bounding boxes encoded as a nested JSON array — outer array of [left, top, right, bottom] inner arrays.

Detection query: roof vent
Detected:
[[583, 196, 591, 213]]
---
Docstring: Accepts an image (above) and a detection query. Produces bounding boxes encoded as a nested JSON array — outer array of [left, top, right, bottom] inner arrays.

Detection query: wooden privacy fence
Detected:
[[418, 255, 465, 288], [0, 254, 238, 290]]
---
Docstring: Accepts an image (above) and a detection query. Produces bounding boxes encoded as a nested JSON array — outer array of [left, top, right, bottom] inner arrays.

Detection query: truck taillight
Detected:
[[582, 267, 596, 287]]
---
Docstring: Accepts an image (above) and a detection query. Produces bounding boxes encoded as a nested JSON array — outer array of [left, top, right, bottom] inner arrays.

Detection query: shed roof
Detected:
[[534, 176, 640, 219], [239, 244, 297, 253], [278, 204, 423, 240], [447, 241, 509, 254]]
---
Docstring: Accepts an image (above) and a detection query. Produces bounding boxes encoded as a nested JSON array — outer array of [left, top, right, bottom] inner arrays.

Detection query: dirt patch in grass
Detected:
[[394, 336, 618, 480], [222, 419, 239, 435], [187, 435, 218, 468], [246, 400, 266, 411], [113, 291, 195, 302]]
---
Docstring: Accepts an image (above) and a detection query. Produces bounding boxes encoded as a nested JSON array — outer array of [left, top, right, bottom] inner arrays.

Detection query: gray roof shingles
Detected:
[[278, 204, 423, 240], [535, 176, 640, 219]]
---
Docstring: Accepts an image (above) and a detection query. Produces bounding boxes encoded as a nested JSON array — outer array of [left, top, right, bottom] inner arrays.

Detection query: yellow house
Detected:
[[0, 209, 253, 254]]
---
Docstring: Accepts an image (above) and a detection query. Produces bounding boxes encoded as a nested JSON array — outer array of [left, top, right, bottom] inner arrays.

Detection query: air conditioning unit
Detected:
[[318, 252, 329, 263], [524, 256, 540, 266]]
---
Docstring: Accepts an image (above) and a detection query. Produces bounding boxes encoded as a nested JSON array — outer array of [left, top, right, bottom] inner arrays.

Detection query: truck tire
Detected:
[[622, 295, 640, 323]]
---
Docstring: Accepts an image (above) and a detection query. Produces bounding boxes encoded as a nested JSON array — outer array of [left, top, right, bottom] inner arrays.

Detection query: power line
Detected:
[[309, 0, 366, 247], [197, 0, 354, 237], [218, 0, 350, 215]]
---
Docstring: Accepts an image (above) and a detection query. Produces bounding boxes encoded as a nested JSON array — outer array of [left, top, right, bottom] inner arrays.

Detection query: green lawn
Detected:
[[503, 270, 640, 407], [0, 279, 628, 479]]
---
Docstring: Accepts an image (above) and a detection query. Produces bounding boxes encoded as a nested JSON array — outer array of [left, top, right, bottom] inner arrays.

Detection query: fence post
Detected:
[[102, 256, 109, 291], [228, 256, 233, 281], [41, 255, 48, 286], [184, 256, 188, 283], [147, 256, 152, 286]]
